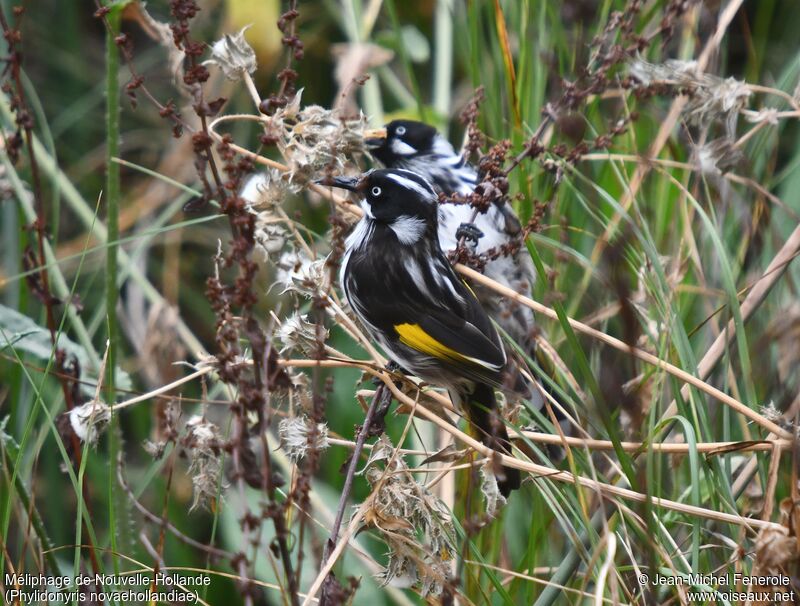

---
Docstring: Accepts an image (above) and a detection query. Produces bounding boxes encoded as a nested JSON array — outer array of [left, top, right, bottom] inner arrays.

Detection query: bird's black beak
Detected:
[[363, 127, 387, 150], [314, 176, 361, 192]]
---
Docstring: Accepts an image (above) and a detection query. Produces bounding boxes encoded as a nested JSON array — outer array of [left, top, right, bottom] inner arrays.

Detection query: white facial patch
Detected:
[[386, 172, 435, 201], [360, 200, 375, 219], [340, 218, 375, 293], [389, 215, 427, 245], [391, 139, 418, 156]]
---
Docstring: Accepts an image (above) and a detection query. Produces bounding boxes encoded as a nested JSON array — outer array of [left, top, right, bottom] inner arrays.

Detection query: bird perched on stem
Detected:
[[365, 120, 544, 402], [322, 168, 521, 495], [365, 120, 538, 355]]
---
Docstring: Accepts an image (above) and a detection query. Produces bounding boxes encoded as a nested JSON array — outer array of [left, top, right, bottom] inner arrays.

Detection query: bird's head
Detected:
[[318, 169, 439, 242], [365, 120, 439, 166]]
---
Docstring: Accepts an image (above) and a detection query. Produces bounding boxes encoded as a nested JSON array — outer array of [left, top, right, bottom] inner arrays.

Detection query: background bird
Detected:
[[366, 120, 547, 408], [325, 168, 522, 495]]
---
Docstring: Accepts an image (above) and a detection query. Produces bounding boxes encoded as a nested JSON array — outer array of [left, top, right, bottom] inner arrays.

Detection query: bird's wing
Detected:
[[394, 310, 506, 374], [344, 237, 506, 385], [390, 270, 508, 388]]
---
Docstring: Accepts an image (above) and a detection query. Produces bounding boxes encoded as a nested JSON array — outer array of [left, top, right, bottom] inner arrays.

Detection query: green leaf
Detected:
[[376, 25, 430, 63], [0, 303, 130, 395]]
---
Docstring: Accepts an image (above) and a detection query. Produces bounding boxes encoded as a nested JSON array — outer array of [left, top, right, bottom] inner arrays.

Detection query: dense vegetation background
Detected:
[[2, 0, 800, 604]]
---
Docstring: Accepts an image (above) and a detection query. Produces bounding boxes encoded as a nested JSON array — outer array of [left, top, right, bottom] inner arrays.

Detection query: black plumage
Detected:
[[327, 169, 521, 495], [366, 123, 574, 460], [366, 120, 479, 196], [366, 120, 544, 406]]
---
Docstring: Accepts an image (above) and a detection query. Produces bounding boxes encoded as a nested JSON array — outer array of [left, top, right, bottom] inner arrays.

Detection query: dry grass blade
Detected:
[[517, 432, 789, 454], [492, 0, 521, 127]]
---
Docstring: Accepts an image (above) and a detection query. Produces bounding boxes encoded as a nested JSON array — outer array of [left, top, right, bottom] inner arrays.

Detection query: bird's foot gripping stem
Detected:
[[371, 360, 404, 386], [367, 362, 404, 436], [456, 222, 484, 247]]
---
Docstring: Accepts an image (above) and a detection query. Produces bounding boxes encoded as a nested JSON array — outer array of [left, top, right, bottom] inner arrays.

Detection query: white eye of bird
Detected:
[[371, 186, 382, 196], [395, 126, 406, 136]]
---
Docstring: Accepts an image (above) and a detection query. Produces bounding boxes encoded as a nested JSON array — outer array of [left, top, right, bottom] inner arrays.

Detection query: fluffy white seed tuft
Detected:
[[278, 416, 329, 462], [204, 26, 257, 81], [68, 401, 111, 445]]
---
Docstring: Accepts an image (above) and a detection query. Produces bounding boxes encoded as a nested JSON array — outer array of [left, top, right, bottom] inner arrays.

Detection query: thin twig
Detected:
[[318, 384, 391, 606], [111, 367, 212, 410], [117, 455, 231, 560], [329, 432, 789, 454], [302, 500, 369, 606], [513, 433, 789, 453]]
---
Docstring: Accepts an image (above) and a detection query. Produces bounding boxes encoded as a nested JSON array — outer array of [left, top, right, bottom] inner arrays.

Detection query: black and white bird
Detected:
[[324, 168, 522, 495], [365, 121, 540, 383]]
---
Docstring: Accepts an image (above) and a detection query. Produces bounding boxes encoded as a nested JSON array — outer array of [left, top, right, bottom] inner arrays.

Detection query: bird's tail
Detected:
[[465, 382, 521, 496]]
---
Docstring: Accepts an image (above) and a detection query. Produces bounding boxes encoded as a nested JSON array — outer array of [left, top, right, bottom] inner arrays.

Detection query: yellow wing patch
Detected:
[[394, 323, 466, 363], [394, 323, 502, 371]]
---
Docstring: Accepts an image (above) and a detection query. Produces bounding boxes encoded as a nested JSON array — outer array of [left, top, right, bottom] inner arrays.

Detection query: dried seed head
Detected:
[[142, 399, 181, 459], [760, 402, 782, 423], [686, 74, 750, 135], [268, 90, 369, 185], [706, 76, 752, 114], [182, 415, 224, 511], [275, 249, 327, 298], [143, 439, 167, 459], [241, 169, 300, 211], [746, 107, 780, 127], [630, 57, 751, 133], [693, 138, 743, 176], [203, 26, 257, 81], [240, 171, 295, 260], [753, 523, 799, 577], [254, 222, 288, 260], [629, 57, 699, 86], [358, 435, 455, 597], [479, 459, 507, 517], [278, 416, 329, 462], [285, 371, 314, 412], [68, 401, 111, 445], [275, 312, 328, 356], [288, 370, 309, 390]]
